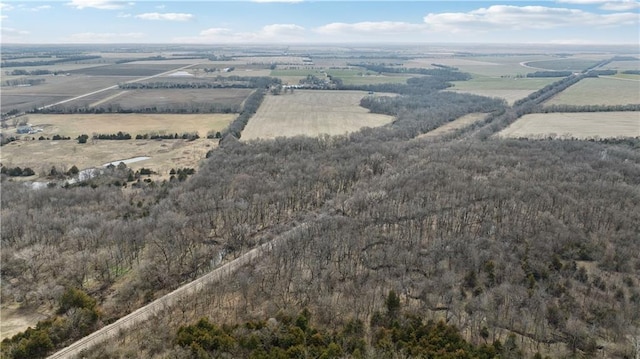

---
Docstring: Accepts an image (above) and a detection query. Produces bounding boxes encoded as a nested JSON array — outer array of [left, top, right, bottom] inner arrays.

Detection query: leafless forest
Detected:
[[1, 46, 639, 359]]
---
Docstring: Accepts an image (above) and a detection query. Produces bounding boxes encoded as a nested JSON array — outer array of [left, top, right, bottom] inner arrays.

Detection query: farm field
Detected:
[[417, 113, 488, 139], [448, 77, 556, 104], [241, 90, 394, 140], [601, 59, 640, 72], [405, 55, 548, 77], [5, 113, 235, 139], [68, 63, 193, 77], [0, 137, 218, 180], [544, 77, 640, 106], [497, 112, 640, 139], [1, 75, 138, 112], [87, 88, 253, 112], [525, 58, 602, 72]]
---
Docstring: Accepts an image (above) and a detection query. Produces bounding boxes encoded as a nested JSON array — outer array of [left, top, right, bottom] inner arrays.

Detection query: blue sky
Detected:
[[1, 0, 638, 44]]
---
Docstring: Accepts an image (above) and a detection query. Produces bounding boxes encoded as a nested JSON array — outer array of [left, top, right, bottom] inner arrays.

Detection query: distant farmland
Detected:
[[15, 113, 235, 139], [449, 77, 556, 105], [498, 112, 640, 139], [241, 90, 394, 140], [544, 77, 640, 106]]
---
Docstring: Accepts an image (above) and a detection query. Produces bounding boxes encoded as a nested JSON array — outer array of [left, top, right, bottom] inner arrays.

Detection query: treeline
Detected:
[[3, 78, 45, 87], [118, 76, 281, 90], [5, 69, 58, 76], [622, 70, 640, 75], [526, 71, 573, 77], [541, 103, 640, 113], [220, 89, 266, 139], [33, 103, 240, 115], [166, 306, 508, 359], [1, 55, 101, 67], [1, 288, 101, 359], [348, 63, 472, 81]]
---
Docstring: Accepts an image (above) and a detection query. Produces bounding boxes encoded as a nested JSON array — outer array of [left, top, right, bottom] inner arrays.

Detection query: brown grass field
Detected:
[[417, 113, 488, 139], [241, 90, 394, 141], [5, 113, 234, 138], [497, 112, 640, 139], [1, 113, 234, 179], [1, 137, 219, 179], [544, 77, 640, 106]]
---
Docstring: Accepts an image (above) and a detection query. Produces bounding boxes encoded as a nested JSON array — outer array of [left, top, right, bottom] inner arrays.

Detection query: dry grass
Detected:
[[0, 137, 219, 179], [1, 304, 51, 340], [544, 77, 640, 106], [92, 88, 252, 111], [7, 113, 235, 139], [417, 113, 487, 139], [241, 90, 394, 140], [497, 112, 640, 139]]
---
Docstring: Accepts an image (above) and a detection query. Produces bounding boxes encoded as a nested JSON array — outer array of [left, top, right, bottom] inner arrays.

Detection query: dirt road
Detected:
[[46, 223, 308, 359]]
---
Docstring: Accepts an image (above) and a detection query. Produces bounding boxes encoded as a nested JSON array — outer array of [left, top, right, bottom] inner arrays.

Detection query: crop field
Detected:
[[241, 90, 394, 140], [68, 63, 187, 77], [544, 77, 640, 106], [417, 113, 488, 139], [601, 60, 640, 72], [7, 113, 235, 139], [1, 75, 138, 112], [448, 77, 556, 104], [524, 58, 601, 72], [0, 137, 219, 179], [497, 112, 640, 139], [405, 55, 548, 77], [90, 88, 252, 112]]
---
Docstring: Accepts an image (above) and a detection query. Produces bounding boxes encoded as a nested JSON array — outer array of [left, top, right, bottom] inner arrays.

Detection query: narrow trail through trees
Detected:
[[46, 223, 309, 359]]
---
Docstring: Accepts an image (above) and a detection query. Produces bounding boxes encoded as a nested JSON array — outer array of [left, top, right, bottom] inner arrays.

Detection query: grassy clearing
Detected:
[[241, 90, 394, 140], [417, 113, 487, 139], [601, 60, 640, 72], [544, 77, 640, 106], [0, 137, 218, 179], [497, 112, 640, 139], [6, 113, 234, 139], [448, 77, 556, 104]]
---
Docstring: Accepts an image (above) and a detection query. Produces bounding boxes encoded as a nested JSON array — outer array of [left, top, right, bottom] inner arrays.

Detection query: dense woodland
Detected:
[[1, 63, 639, 358]]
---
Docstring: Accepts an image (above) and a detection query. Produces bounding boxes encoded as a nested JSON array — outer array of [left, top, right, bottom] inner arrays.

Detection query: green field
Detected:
[[545, 77, 640, 106], [524, 59, 601, 72]]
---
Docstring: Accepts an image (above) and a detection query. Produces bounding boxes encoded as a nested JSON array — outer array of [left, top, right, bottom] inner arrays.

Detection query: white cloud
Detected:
[[175, 24, 305, 43], [117, 12, 131, 18], [0, 2, 14, 11], [66, 0, 132, 10], [30, 5, 52, 11], [0, 15, 6, 20], [316, 21, 425, 35], [556, 0, 640, 10], [2, 27, 29, 36], [135, 12, 194, 21], [251, 0, 303, 3], [155, 4, 165, 9], [68, 32, 145, 42], [423, 5, 639, 32]]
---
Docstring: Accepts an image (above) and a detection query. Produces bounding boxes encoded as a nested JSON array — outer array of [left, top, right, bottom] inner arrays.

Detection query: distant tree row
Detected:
[[3, 78, 45, 87], [348, 63, 472, 81], [541, 103, 640, 113], [219, 89, 266, 140], [526, 71, 573, 77], [1, 55, 101, 67], [5, 69, 57, 76], [117, 76, 280, 90]]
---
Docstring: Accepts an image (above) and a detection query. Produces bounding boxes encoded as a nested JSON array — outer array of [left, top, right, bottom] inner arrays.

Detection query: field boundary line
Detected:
[[46, 223, 308, 359]]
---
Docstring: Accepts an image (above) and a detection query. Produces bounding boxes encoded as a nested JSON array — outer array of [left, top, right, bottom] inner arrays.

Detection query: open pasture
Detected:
[[405, 55, 547, 77], [544, 77, 640, 106], [10, 113, 234, 139], [0, 137, 218, 179], [601, 59, 640, 72], [497, 112, 639, 139], [241, 90, 394, 140], [449, 77, 556, 104]]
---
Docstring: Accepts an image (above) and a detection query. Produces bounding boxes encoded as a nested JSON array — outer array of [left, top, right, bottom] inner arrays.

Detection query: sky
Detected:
[[0, 0, 638, 44]]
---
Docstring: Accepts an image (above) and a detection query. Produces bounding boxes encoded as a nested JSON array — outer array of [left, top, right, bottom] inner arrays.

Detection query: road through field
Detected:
[[46, 223, 308, 359], [37, 63, 203, 110]]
